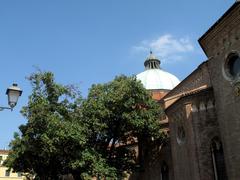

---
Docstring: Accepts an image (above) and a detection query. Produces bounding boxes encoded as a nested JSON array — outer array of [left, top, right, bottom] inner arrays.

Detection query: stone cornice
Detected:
[[165, 87, 214, 114], [162, 61, 211, 109]]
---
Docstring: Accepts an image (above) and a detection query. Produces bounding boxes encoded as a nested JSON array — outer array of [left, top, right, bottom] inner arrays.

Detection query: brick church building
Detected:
[[134, 1, 240, 180]]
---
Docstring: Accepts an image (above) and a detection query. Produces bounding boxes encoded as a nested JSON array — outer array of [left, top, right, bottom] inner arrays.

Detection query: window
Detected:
[[176, 125, 186, 145], [211, 138, 228, 180], [229, 55, 240, 78], [5, 170, 10, 177], [0, 156, 2, 165], [161, 161, 169, 180], [224, 53, 240, 80]]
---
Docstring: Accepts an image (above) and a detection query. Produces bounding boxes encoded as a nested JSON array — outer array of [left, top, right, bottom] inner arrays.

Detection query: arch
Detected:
[[211, 137, 228, 180], [199, 102, 206, 111], [191, 104, 198, 112], [176, 125, 186, 145], [207, 100, 214, 109], [161, 161, 169, 180]]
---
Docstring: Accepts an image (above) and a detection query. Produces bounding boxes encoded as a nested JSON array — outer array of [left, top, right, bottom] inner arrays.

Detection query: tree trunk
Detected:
[[72, 172, 83, 180], [137, 136, 145, 171]]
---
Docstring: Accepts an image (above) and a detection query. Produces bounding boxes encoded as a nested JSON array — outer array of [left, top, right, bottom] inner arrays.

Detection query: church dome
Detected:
[[136, 52, 180, 90]]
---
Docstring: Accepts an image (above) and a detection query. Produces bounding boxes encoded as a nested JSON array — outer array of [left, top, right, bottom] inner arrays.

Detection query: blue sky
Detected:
[[0, 0, 235, 148]]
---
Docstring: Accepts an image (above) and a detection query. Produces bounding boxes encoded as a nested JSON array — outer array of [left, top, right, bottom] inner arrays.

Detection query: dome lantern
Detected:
[[136, 52, 180, 90], [144, 51, 161, 70]]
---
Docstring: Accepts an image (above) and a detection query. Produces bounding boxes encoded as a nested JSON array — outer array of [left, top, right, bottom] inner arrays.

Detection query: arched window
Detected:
[[176, 125, 186, 145], [211, 138, 228, 180], [161, 161, 169, 180]]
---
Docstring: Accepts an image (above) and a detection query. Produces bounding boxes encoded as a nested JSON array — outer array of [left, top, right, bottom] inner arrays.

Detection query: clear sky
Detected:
[[0, 0, 235, 148]]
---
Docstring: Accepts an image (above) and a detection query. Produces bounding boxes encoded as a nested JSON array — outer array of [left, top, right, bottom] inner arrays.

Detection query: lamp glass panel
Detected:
[[8, 90, 20, 107]]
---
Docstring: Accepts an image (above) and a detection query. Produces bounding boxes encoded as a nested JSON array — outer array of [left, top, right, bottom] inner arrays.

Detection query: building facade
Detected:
[[134, 1, 240, 180], [0, 150, 24, 180]]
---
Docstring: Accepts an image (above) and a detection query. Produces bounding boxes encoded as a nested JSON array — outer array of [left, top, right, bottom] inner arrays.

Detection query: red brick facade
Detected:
[[132, 2, 240, 180]]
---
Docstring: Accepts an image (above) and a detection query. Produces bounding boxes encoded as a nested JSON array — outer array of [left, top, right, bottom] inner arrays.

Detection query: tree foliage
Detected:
[[5, 72, 164, 179], [81, 75, 164, 177], [4, 71, 116, 180]]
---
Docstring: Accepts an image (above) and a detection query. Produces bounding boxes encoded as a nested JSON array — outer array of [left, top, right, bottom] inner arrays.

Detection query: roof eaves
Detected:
[[198, 1, 240, 52], [165, 87, 213, 112]]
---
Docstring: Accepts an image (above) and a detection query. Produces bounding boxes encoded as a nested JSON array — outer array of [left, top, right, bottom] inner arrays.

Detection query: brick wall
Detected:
[[199, 2, 240, 179], [166, 89, 220, 180], [131, 141, 174, 180]]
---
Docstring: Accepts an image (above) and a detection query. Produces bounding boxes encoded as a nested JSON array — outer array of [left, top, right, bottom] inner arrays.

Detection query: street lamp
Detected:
[[0, 83, 22, 111]]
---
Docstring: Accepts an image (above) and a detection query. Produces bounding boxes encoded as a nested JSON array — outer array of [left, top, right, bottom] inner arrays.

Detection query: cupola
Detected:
[[136, 52, 180, 90]]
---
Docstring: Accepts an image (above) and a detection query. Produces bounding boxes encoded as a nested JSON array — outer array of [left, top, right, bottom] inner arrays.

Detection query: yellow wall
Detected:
[[0, 152, 24, 180]]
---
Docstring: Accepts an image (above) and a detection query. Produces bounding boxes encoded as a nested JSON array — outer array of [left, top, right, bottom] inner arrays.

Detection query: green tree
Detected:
[[5, 72, 163, 180], [4, 71, 116, 180], [81, 75, 164, 178]]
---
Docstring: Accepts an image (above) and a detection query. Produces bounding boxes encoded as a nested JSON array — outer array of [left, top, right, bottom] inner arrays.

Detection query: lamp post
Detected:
[[0, 83, 22, 111]]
